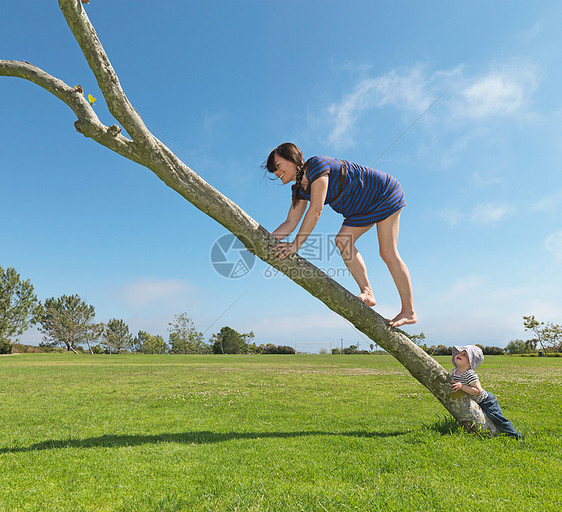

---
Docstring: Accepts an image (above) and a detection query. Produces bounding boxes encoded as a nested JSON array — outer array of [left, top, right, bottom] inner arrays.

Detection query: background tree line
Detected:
[[2, 266, 561, 355], [0, 266, 294, 355], [405, 325, 562, 356]]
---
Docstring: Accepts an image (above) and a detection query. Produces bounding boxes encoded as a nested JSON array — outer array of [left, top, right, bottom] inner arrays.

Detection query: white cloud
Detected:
[[437, 203, 513, 227], [442, 274, 487, 301], [326, 66, 436, 147], [472, 171, 503, 186], [451, 61, 540, 120], [318, 61, 539, 149], [469, 203, 514, 225], [116, 278, 195, 310], [531, 189, 562, 212], [436, 207, 465, 227], [545, 231, 562, 261], [519, 21, 542, 41], [456, 74, 524, 118]]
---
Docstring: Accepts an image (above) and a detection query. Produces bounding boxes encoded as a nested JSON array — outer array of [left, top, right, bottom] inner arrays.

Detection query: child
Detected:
[[451, 345, 521, 438], [264, 142, 416, 328]]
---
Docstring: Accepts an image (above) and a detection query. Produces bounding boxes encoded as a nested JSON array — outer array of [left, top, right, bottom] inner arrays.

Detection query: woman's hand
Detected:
[[274, 241, 298, 260], [450, 381, 463, 392]]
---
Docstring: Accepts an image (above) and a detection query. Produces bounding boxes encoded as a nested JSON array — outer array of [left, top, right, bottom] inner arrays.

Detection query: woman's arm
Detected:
[[293, 176, 328, 248], [271, 199, 307, 241], [275, 176, 329, 260]]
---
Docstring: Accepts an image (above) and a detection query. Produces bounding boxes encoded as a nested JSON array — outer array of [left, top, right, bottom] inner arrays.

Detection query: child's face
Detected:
[[454, 350, 470, 368]]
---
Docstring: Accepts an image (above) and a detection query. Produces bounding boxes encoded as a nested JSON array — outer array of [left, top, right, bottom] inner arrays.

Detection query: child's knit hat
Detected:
[[452, 345, 484, 370]]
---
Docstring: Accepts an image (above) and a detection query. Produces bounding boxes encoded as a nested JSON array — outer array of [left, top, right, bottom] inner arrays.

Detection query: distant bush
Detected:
[[0, 338, 13, 354], [482, 346, 505, 355], [517, 352, 562, 357], [277, 345, 296, 354], [12, 343, 32, 353], [505, 339, 535, 355], [261, 344, 295, 354], [331, 347, 386, 355], [211, 326, 247, 354], [14, 343, 66, 353], [343, 348, 371, 354], [331, 344, 372, 355], [134, 331, 169, 354], [424, 344, 504, 356], [432, 345, 452, 356]]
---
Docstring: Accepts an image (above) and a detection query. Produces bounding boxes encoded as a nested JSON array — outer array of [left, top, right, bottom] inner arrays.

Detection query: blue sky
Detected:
[[1, 1, 561, 350]]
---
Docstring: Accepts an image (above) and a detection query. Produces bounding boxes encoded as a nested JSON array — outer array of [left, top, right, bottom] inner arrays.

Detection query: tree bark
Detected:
[[0, 0, 497, 434]]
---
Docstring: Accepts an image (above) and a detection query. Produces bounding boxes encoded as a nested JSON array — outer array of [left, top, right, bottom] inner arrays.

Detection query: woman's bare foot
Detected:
[[388, 310, 417, 328], [358, 290, 376, 306]]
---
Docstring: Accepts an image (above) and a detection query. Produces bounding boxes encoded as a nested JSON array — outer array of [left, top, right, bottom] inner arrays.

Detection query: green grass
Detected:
[[0, 353, 560, 511]]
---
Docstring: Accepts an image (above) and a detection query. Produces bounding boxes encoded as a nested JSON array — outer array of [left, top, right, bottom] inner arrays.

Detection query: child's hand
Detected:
[[450, 381, 463, 392]]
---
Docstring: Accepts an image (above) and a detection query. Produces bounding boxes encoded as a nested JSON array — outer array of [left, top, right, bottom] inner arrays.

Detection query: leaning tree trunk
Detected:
[[0, 0, 497, 434]]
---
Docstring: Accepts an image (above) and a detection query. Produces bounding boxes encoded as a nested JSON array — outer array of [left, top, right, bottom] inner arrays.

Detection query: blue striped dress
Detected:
[[292, 155, 406, 227]]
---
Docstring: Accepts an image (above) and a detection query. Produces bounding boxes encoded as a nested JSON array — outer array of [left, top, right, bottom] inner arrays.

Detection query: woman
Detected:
[[265, 142, 416, 328]]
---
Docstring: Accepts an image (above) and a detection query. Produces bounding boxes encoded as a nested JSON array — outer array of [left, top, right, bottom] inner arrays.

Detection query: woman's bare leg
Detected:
[[376, 210, 416, 327], [335, 224, 377, 306]]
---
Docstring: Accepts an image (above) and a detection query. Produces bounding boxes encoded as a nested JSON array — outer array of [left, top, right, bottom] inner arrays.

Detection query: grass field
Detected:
[[0, 353, 560, 511]]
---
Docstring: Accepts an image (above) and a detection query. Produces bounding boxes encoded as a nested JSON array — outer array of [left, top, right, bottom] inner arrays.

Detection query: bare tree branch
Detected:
[[0, 59, 141, 163], [58, 0, 155, 149]]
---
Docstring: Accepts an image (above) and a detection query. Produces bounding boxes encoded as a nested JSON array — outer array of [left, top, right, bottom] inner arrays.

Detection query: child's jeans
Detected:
[[478, 392, 521, 439]]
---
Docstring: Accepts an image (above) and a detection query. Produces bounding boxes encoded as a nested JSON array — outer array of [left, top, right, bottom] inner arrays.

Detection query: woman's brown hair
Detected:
[[264, 142, 307, 207]]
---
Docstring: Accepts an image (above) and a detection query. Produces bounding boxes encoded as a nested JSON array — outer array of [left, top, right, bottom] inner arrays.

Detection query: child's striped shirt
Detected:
[[451, 368, 488, 403]]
